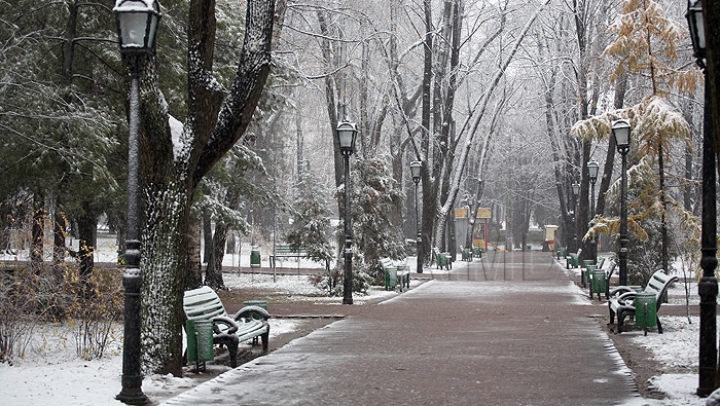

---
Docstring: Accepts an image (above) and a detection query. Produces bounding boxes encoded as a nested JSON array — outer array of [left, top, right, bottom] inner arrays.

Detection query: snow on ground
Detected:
[[630, 316, 709, 405], [0, 271, 399, 406], [0, 249, 716, 405]]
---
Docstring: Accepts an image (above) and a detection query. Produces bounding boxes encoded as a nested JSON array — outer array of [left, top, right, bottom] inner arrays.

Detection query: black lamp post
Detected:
[[587, 160, 599, 265], [612, 119, 631, 288], [410, 160, 422, 273], [337, 119, 358, 305], [572, 182, 580, 253], [587, 161, 599, 218], [687, 0, 718, 396], [113, 1, 160, 404]]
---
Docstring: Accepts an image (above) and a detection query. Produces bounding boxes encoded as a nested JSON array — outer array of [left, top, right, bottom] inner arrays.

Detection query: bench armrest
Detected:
[[609, 286, 634, 297], [615, 291, 636, 305], [234, 305, 271, 322], [211, 315, 239, 335]]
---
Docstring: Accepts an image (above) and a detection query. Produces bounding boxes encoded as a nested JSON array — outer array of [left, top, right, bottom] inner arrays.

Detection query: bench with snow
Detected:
[[608, 270, 678, 334], [380, 257, 410, 291], [433, 247, 452, 270], [588, 257, 617, 300], [183, 286, 270, 368], [567, 248, 582, 268], [269, 244, 307, 268]]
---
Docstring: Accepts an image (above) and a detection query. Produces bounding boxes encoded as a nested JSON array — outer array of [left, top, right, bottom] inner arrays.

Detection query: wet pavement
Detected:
[[161, 252, 648, 406]]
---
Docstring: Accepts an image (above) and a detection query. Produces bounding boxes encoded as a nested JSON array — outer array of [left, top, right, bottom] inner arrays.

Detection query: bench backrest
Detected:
[[275, 244, 306, 254], [379, 258, 394, 268], [644, 270, 679, 303], [601, 258, 616, 272], [183, 286, 228, 322]]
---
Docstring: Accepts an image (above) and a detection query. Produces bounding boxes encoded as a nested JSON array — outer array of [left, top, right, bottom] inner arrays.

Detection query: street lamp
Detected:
[[572, 182, 580, 253], [687, 0, 718, 396], [611, 119, 631, 288], [114, 0, 161, 404], [410, 160, 422, 274], [687, 0, 706, 69], [337, 119, 358, 305], [587, 161, 599, 217]]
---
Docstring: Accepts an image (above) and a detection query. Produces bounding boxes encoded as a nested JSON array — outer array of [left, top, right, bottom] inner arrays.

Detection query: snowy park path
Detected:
[[161, 252, 645, 406]]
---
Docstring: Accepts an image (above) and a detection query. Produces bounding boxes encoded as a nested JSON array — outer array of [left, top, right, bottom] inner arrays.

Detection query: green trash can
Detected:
[[635, 293, 657, 328], [592, 269, 606, 296], [384, 266, 398, 290], [250, 248, 261, 268], [585, 264, 596, 289], [186, 319, 214, 363]]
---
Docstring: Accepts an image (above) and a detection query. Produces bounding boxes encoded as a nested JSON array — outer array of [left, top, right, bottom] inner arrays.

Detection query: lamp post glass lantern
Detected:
[[611, 119, 631, 289], [587, 160, 599, 217], [114, 0, 160, 403], [410, 161, 422, 273], [686, 0, 718, 396], [337, 119, 357, 305], [114, 0, 161, 54], [571, 183, 580, 197], [612, 119, 631, 150]]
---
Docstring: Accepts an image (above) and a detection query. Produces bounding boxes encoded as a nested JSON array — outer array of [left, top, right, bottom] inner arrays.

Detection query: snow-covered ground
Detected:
[[0, 271, 400, 406], [0, 245, 715, 405]]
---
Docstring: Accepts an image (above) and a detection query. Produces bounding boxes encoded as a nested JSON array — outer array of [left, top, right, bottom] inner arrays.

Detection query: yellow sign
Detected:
[[476, 208, 491, 219], [454, 208, 469, 218]]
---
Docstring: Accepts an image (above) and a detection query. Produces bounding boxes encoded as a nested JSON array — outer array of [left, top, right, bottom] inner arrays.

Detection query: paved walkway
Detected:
[[162, 252, 648, 406]]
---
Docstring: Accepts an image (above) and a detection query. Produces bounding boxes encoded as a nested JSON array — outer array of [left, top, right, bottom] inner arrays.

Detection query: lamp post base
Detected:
[[116, 382, 148, 405]]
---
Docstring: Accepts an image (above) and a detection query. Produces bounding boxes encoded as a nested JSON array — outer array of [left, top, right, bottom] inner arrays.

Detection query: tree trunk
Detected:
[[77, 211, 96, 281], [31, 198, 45, 267], [420, 0, 434, 261], [205, 221, 227, 290], [137, 0, 277, 376], [53, 211, 67, 264], [141, 183, 188, 376], [203, 213, 212, 264], [185, 219, 203, 290]]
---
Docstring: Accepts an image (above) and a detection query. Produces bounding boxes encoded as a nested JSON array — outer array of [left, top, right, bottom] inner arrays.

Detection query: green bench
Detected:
[[568, 248, 582, 268], [461, 247, 472, 262], [269, 244, 307, 268], [183, 286, 270, 368], [608, 270, 678, 335], [433, 247, 452, 270], [588, 257, 616, 300], [380, 257, 410, 291]]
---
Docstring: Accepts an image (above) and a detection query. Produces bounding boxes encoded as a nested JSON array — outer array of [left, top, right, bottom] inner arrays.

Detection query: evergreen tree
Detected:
[[603, 0, 699, 273]]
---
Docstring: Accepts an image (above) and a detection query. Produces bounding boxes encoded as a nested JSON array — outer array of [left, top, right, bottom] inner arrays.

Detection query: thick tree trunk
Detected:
[[138, 0, 277, 376], [185, 219, 203, 290], [141, 183, 188, 376], [203, 213, 213, 264]]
